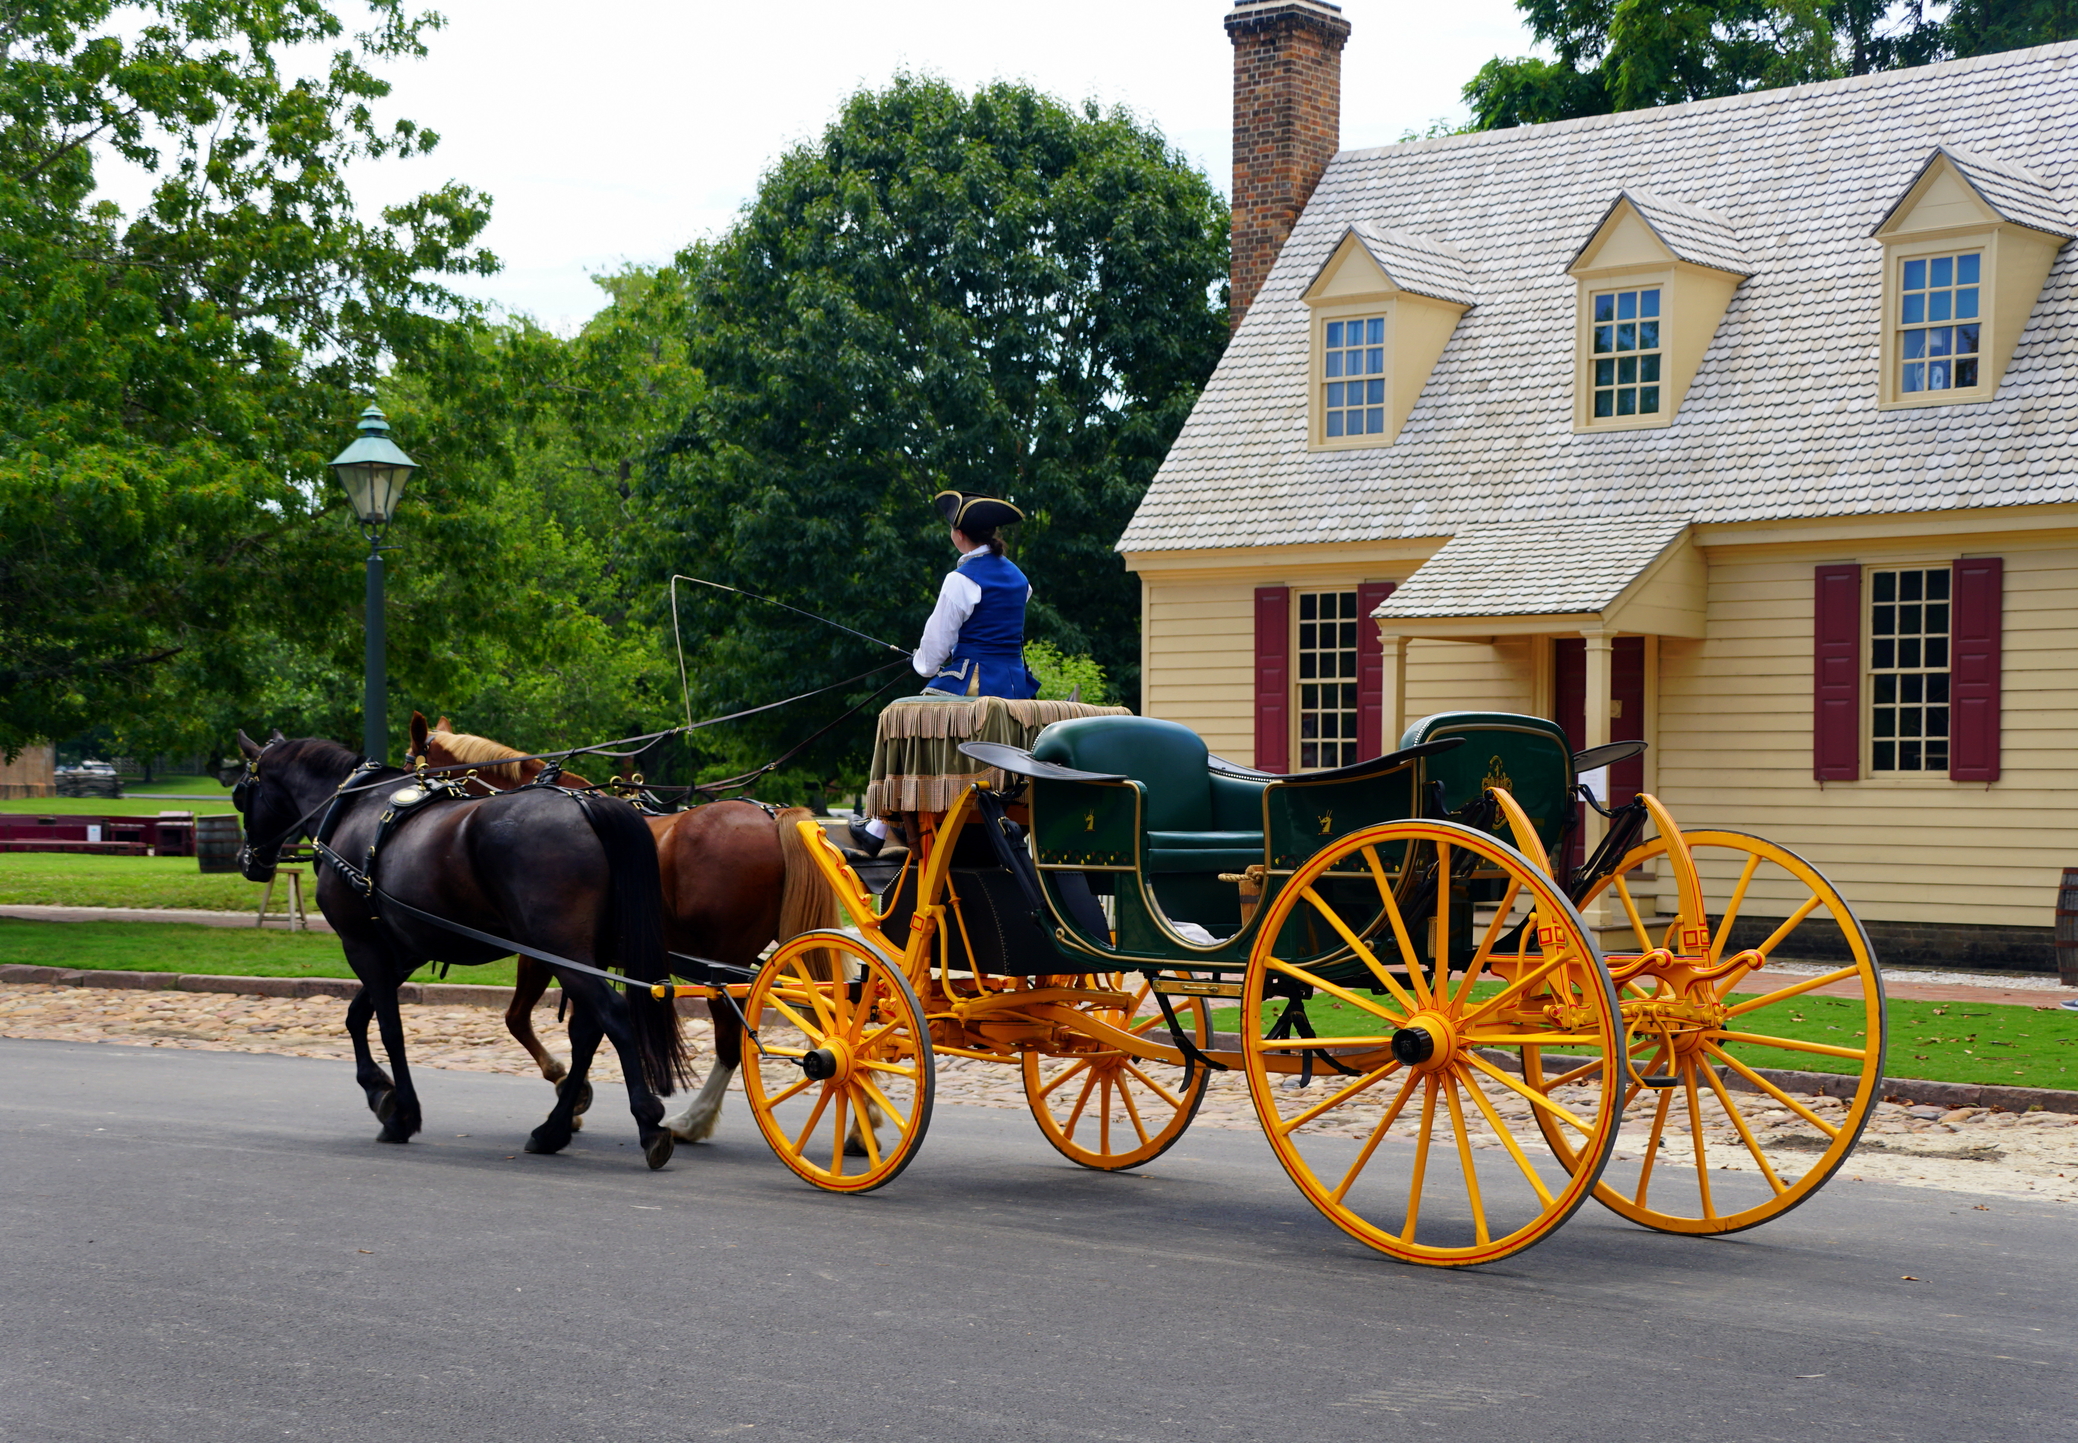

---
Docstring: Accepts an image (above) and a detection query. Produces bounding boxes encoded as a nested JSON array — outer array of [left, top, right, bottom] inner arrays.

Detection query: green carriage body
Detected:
[[1020, 711, 1577, 981]]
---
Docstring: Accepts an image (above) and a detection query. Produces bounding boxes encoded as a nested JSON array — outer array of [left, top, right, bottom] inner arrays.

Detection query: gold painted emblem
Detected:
[[1084, 811, 1096, 832], [1316, 812, 1333, 835], [1481, 754, 1513, 793]]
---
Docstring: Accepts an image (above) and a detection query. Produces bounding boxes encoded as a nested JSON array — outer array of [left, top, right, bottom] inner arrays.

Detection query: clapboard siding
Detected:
[[1141, 580, 1258, 759], [1658, 535, 2078, 928]]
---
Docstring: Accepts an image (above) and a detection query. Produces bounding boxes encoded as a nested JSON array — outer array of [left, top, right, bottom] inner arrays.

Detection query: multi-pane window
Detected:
[[1900, 253, 1981, 394], [1297, 591, 1360, 769], [1591, 287, 1662, 418], [1871, 567, 1950, 773], [1323, 317, 1386, 438]]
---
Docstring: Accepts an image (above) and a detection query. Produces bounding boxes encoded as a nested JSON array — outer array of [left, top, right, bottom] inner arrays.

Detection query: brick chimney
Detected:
[[1225, 0, 1351, 329]]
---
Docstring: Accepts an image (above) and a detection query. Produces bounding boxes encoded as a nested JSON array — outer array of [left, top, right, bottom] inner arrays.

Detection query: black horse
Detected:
[[231, 729, 691, 1168]]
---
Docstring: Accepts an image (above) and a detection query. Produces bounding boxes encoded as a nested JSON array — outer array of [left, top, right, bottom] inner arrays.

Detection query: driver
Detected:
[[849, 490, 1038, 857]]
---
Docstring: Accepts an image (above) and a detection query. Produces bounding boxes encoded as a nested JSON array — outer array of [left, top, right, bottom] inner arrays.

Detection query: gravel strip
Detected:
[[5, 981, 2074, 1205]]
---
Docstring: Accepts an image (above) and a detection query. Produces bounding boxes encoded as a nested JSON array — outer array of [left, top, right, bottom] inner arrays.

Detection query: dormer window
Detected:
[[1591, 287, 1663, 417], [1898, 253, 1981, 394], [1323, 317, 1386, 437], [1871, 146, 2071, 409], [1567, 191, 1749, 433], [1303, 224, 1473, 449]]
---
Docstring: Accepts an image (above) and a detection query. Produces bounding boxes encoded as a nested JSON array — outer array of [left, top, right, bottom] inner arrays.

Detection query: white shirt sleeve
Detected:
[[913, 569, 984, 677]]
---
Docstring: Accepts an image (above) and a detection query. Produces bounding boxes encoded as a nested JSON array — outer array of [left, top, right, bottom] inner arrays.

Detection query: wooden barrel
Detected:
[[2058, 867, 2078, 988], [194, 814, 243, 874]]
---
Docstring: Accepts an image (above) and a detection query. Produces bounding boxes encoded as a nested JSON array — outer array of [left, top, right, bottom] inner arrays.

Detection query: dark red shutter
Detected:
[[1950, 557, 2003, 782], [1254, 586, 1291, 772], [1813, 565, 1862, 781], [1355, 581, 1397, 758]]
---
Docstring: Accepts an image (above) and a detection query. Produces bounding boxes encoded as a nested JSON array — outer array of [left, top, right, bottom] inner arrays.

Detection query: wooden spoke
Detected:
[[828, 1089, 850, 1177], [856, 1075, 912, 1134], [1023, 973, 1209, 1172], [1461, 1052, 1596, 1136], [1682, 1065, 1716, 1220], [1698, 1057, 1786, 1195], [764, 1072, 818, 1107], [1458, 1063, 1556, 1209], [1037, 1057, 1094, 1099], [1717, 1030, 1865, 1062], [1748, 896, 1824, 960], [1264, 952, 1408, 1029], [1466, 880, 1527, 976], [792, 1084, 835, 1154], [1612, 874, 1653, 951], [847, 1087, 884, 1170], [1331, 1070, 1422, 1205], [1274, 1059, 1404, 1136], [1441, 1075, 1491, 1246], [1632, 1082, 1674, 1206], [1722, 965, 1863, 1017], [1708, 852, 1764, 965], [1401, 1077, 1440, 1242], [1299, 884, 1424, 1017], [1363, 845, 1433, 1008], [1701, 1043, 1842, 1138], [1460, 1030, 1603, 1047]]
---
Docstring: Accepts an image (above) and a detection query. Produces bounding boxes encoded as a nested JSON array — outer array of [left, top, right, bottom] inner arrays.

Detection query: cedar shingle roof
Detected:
[[1120, 42, 2078, 557], [1573, 190, 1751, 276], [1871, 143, 2075, 239], [1371, 518, 1690, 618], [1317, 222, 1478, 306]]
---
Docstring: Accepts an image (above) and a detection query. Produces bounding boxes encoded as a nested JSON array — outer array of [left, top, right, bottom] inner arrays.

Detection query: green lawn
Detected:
[[1, 795, 236, 817], [0, 853, 265, 910], [1208, 983, 2078, 1091], [0, 918, 521, 987]]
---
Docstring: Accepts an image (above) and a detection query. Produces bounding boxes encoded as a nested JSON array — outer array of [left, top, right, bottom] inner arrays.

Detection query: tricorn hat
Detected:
[[934, 490, 1024, 533]]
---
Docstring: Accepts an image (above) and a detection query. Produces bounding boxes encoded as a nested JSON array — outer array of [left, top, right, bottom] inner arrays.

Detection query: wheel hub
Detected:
[[799, 1037, 853, 1083], [1390, 1010, 1458, 1071]]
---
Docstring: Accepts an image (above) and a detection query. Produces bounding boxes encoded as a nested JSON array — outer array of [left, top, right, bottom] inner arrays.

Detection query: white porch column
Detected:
[[1380, 632, 1409, 750], [1579, 631, 1615, 926]]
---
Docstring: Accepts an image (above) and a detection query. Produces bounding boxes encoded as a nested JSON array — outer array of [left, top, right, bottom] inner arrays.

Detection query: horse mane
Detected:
[[429, 728, 531, 782], [271, 737, 363, 776]]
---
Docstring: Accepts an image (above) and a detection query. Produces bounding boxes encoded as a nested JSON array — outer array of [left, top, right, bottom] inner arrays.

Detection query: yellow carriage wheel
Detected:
[[1535, 830, 1885, 1235], [1242, 819, 1623, 1267], [741, 929, 935, 1194], [1022, 973, 1211, 1171]]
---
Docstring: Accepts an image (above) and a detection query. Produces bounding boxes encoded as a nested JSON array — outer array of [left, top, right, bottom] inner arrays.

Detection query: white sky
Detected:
[[346, 0, 1541, 329]]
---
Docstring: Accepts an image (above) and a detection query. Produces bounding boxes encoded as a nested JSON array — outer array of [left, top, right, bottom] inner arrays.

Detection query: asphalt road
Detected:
[[2, 1040, 2069, 1443]]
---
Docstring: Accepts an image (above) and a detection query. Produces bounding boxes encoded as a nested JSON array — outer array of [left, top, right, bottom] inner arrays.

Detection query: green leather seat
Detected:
[[1032, 717, 1265, 874]]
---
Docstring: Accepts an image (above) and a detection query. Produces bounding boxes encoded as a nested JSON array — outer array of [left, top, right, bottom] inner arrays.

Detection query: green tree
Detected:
[[0, 0, 494, 758], [1459, 0, 2029, 128], [646, 76, 1228, 789], [164, 266, 701, 768]]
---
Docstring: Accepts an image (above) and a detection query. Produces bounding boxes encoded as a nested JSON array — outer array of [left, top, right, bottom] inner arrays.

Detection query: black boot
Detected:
[[847, 815, 885, 857]]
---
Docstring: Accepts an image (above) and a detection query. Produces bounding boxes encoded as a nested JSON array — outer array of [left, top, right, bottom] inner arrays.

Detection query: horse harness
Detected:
[[240, 747, 757, 1003]]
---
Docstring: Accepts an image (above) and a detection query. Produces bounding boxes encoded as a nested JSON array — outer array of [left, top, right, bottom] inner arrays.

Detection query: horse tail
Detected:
[[775, 806, 839, 980], [575, 793, 691, 1095]]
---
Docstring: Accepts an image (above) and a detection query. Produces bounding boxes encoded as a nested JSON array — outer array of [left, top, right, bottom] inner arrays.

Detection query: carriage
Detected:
[[683, 703, 1886, 1267]]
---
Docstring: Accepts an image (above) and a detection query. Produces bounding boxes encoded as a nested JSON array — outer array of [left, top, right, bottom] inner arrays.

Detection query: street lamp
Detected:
[[329, 405, 418, 762]]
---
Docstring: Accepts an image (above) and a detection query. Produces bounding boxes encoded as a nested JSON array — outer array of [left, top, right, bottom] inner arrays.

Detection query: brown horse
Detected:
[[405, 714, 839, 1146]]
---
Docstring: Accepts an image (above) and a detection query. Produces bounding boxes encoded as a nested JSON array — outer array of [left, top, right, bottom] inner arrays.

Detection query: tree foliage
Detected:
[[1463, 0, 2072, 128], [644, 76, 1228, 787], [0, 0, 493, 758]]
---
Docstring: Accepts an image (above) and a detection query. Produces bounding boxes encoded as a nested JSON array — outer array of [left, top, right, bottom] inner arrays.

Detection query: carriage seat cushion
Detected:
[[1033, 716, 1265, 869]]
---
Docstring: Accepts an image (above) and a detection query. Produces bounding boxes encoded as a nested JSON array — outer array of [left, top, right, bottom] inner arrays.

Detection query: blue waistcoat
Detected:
[[926, 552, 1039, 699]]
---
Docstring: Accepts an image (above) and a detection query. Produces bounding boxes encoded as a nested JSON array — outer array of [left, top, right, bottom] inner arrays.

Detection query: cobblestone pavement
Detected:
[[4, 981, 2073, 1205]]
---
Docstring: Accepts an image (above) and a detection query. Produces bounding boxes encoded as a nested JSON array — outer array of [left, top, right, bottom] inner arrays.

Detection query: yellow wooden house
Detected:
[[1122, 13, 2078, 969]]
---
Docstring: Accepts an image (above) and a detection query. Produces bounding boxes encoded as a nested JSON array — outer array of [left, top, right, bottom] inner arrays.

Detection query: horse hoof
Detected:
[[377, 1127, 411, 1145], [644, 1131, 675, 1171], [557, 1076, 594, 1117], [570, 1113, 584, 1133], [525, 1127, 568, 1155], [371, 1089, 397, 1123]]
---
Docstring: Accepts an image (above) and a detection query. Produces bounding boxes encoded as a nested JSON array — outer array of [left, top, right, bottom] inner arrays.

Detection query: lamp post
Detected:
[[328, 406, 418, 762]]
